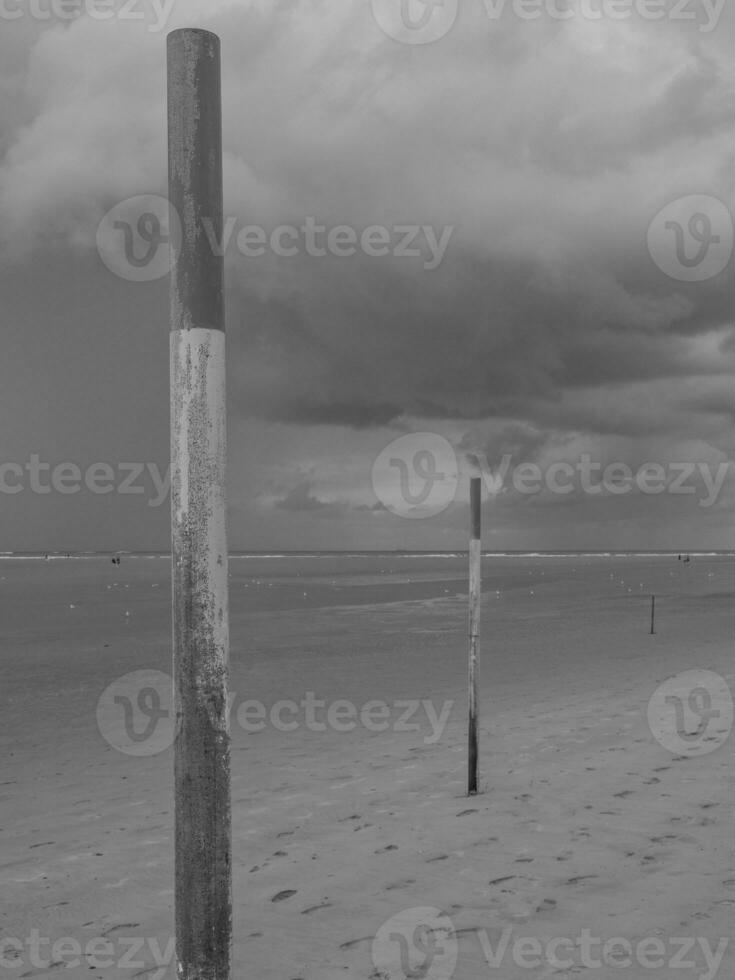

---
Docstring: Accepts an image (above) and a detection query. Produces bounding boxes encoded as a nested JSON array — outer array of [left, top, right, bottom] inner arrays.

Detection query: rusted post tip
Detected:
[[167, 27, 221, 44]]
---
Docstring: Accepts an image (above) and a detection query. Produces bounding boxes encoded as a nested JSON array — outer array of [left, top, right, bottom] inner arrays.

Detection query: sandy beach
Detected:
[[2, 553, 735, 979]]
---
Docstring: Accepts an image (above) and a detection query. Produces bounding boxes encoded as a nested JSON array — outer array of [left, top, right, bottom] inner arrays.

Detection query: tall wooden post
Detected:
[[168, 29, 231, 980], [468, 477, 481, 796], [650, 594, 656, 635]]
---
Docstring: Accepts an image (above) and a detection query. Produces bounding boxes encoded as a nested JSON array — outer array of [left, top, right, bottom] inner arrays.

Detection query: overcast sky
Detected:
[[2, 0, 735, 551]]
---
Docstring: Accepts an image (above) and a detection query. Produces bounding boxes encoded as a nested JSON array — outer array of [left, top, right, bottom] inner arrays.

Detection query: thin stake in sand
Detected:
[[168, 28, 232, 980], [650, 594, 656, 635], [468, 477, 481, 796]]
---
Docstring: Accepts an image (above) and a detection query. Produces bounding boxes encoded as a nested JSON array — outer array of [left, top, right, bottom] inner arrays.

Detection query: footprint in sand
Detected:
[[339, 936, 373, 950], [456, 809, 478, 817], [271, 889, 297, 902], [385, 878, 416, 890], [374, 844, 398, 854], [301, 901, 332, 914], [426, 854, 449, 863], [101, 923, 140, 936], [570, 831, 591, 843]]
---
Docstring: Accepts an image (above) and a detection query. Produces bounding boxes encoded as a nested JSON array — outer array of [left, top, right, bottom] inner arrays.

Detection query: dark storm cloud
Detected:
[[3, 1, 735, 549], [4, 1, 735, 441]]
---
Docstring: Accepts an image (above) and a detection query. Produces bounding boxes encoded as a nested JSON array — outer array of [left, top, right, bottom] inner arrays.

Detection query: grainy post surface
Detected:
[[468, 477, 481, 796], [650, 594, 656, 635], [168, 28, 231, 980]]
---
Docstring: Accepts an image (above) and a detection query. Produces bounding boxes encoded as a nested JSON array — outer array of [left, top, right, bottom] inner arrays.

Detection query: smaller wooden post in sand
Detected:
[[468, 477, 481, 795], [650, 594, 656, 635]]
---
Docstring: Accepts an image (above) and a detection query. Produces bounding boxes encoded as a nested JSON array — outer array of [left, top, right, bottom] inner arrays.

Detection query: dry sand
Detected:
[[2, 554, 734, 979]]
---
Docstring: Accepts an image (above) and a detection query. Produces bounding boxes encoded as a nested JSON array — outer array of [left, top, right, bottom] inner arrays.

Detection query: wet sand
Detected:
[[2, 554, 734, 979]]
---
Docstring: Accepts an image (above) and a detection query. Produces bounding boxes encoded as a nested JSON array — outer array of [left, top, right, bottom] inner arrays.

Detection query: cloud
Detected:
[[274, 479, 340, 514], [2, 3, 735, 435], [3, 1, 735, 547]]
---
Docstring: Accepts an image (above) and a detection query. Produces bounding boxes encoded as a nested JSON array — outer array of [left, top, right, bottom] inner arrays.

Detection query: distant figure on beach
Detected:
[[111, 556, 121, 565]]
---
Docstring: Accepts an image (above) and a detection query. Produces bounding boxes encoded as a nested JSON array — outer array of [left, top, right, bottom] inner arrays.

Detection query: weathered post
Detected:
[[468, 477, 481, 795], [168, 28, 231, 980], [650, 594, 656, 635]]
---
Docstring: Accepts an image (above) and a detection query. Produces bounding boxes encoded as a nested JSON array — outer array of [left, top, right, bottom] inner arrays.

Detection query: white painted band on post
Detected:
[[170, 327, 229, 679]]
